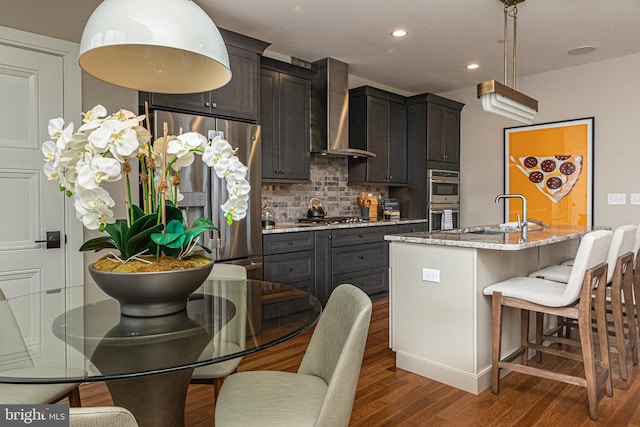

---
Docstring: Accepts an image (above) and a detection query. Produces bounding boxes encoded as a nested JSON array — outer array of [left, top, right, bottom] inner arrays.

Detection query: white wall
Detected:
[[442, 53, 640, 228]]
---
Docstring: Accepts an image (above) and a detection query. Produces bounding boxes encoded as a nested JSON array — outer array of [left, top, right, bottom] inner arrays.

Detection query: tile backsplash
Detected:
[[261, 155, 388, 224]]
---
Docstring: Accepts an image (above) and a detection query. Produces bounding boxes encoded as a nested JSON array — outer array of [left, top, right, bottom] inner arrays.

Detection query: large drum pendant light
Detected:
[[79, 0, 231, 94]]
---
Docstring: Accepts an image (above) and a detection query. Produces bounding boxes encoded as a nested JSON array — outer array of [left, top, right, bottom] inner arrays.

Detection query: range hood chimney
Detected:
[[311, 58, 376, 158]]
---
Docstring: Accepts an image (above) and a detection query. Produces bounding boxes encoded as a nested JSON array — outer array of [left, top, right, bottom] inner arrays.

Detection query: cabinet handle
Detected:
[[288, 241, 293, 245], [288, 267, 294, 272], [211, 102, 217, 108], [358, 256, 365, 261], [205, 101, 211, 107]]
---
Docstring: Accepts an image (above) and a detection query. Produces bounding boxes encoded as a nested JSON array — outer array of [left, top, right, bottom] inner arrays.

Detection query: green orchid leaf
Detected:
[[125, 213, 159, 243], [150, 232, 186, 249], [130, 204, 146, 221], [79, 236, 117, 252], [195, 242, 213, 254], [165, 205, 184, 225], [191, 216, 215, 228], [105, 220, 128, 255], [165, 219, 185, 235], [124, 223, 164, 258]]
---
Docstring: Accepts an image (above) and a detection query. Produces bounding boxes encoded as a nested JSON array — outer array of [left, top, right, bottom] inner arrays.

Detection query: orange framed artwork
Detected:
[[504, 117, 594, 226]]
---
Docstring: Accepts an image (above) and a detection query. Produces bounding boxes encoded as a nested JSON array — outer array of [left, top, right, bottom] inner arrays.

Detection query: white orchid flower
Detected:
[[48, 118, 74, 149], [169, 132, 207, 156], [76, 155, 122, 190], [171, 152, 195, 171], [202, 136, 233, 167], [43, 161, 59, 181], [224, 156, 249, 181], [152, 136, 177, 168], [74, 200, 116, 230], [111, 108, 145, 128], [75, 186, 116, 212], [82, 105, 107, 123], [78, 105, 107, 132], [42, 140, 59, 164], [226, 177, 250, 198], [88, 119, 140, 158], [221, 195, 249, 221]]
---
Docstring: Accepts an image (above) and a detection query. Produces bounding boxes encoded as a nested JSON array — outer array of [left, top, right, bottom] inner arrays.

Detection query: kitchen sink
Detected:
[[469, 226, 520, 234], [443, 226, 520, 234]]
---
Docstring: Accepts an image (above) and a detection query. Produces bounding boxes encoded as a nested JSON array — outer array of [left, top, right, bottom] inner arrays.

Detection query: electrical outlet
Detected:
[[631, 193, 640, 205], [607, 193, 626, 205], [422, 268, 440, 283]]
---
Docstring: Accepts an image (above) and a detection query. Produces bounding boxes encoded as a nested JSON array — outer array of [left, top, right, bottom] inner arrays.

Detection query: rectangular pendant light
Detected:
[[477, 80, 538, 124]]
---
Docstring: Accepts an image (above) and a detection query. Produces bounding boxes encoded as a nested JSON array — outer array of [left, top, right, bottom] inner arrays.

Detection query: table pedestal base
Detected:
[[106, 368, 195, 427]]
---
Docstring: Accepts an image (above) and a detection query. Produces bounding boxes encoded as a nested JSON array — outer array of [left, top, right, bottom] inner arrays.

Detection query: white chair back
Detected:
[[298, 284, 372, 427], [604, 225, 637, 282], [562, 230, 612, 306]]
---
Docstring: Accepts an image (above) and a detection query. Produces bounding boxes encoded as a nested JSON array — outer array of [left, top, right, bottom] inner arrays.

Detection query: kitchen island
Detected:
[[384, 225, 592, 394]]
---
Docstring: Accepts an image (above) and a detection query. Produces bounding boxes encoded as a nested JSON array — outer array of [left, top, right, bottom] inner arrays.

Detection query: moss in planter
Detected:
[[92, 254, 212, 273]]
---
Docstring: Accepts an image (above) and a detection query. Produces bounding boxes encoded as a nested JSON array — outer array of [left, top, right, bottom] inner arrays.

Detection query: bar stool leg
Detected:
[[491, 292, 504, 394]]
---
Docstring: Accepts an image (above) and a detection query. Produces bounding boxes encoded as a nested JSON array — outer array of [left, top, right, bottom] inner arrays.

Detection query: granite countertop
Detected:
[[384, 224, 594, 251], [262, 218, 428, 234]]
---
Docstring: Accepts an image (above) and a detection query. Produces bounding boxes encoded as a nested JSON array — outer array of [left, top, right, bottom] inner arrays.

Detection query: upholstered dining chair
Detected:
[[483, 229, 613, 420], [0, 289, 81, 406], [190, 263, 247, 400], [69, 407, 138, 427], [215, 284, 372, 427]]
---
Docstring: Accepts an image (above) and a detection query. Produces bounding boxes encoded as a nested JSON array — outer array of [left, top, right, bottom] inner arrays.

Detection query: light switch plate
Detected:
[[422, 268, 440, 283], [607, 193, 626, 205], [631, 193, 640, 205]]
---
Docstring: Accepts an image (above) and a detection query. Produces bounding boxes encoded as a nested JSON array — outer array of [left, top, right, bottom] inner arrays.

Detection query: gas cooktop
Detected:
[[297, 216, 368, 225]]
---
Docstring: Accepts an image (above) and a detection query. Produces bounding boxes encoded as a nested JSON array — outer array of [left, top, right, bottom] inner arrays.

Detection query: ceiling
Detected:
[[3, 0, 640, 96]]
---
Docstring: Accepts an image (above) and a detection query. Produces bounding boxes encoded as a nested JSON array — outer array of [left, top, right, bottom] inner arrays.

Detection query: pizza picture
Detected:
[[510, 154, 583, 203]]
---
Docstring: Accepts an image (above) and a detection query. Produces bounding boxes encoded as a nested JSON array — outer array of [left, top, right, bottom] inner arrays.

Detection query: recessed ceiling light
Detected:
[[391, 29, 407, 38], [568, 46, 596, 56], [467, 63, 479, 70]]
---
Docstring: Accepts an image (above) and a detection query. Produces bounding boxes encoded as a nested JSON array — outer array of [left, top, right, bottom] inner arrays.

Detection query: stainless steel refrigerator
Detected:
[[154, 110, 262, 279]]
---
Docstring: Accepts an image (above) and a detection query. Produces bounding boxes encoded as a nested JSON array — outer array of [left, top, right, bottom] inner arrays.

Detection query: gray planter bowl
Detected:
[[88, 261, 214, 317]]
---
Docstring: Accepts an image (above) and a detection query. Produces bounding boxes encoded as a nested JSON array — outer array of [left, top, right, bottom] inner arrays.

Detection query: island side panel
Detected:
[[390, 242, 478, 392]]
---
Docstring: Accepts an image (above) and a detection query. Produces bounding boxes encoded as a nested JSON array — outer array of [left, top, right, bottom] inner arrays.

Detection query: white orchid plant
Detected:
[[42, 105, 250, 261]]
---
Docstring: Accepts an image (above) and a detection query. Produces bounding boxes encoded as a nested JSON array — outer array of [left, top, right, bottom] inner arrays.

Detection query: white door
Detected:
[[0, 43, 66, 298]]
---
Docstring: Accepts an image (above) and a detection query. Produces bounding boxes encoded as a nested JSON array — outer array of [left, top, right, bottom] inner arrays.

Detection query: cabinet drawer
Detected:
[[332, 266, 388, 297], [263, 250, 314, 284], [332, 242, 387, 275], [263, 232, 314, 255], [262, 281, 314, 320], [396, 222, 429, 233], [331, 227, 386, 247]]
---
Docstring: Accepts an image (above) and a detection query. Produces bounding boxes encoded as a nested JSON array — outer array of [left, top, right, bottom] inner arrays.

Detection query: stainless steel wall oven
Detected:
[[428, 169, 459, 231]]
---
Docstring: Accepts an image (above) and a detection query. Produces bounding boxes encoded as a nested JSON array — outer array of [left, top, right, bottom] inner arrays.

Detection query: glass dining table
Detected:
[[0, 279, 322, 427]]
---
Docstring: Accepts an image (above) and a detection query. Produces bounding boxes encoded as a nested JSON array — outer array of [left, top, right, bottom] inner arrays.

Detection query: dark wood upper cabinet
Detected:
[[139, 29, 269, 123], [413, 94, 464, 170], [260, 57, 314, 181], [389, 93, 464, 218], [348, 86, 407, 185]]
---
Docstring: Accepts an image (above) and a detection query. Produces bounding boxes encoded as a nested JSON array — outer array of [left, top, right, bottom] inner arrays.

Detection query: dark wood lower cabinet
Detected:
[[262, 224, 423, 305]]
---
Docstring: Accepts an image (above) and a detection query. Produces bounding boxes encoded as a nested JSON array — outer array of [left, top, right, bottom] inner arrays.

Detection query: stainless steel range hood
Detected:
[[311, 58, 376, 158]]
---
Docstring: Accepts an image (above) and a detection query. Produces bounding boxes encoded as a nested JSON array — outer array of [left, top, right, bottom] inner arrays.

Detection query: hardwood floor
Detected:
[[76, 297, 640, 426]]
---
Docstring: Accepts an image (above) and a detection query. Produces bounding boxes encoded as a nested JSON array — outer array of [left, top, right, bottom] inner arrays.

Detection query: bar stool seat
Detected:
[[483, 229, 612, 420]]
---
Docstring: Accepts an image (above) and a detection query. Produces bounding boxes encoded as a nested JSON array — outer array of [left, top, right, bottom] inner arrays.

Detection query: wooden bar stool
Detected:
[[483, 230, 612, 421], [529, 225, 638, 380]]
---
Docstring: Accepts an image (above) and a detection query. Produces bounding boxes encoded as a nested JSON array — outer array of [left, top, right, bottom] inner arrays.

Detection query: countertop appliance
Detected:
[[297, 216, 368, 225], [154, 110, 262, 279]]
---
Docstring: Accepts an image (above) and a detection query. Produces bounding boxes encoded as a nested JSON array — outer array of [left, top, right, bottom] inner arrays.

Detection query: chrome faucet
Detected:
[[495, 193, 528, 241]]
